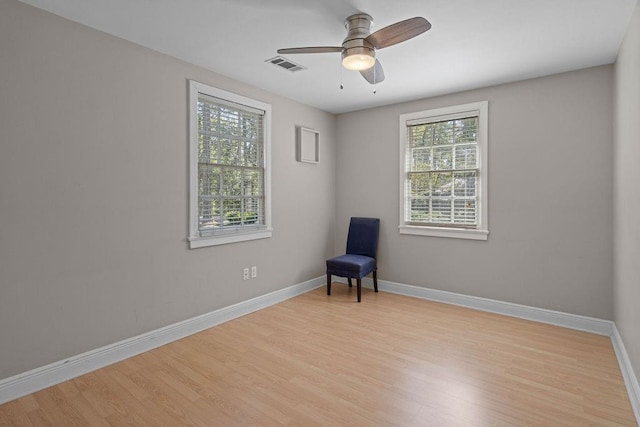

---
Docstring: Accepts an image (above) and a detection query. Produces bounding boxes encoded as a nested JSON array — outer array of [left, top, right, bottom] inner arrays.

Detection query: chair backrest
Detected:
[[345, 217, 380, 259]]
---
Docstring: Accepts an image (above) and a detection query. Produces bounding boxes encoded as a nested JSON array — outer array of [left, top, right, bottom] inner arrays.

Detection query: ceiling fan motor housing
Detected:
[[342, 14, 375, 70]]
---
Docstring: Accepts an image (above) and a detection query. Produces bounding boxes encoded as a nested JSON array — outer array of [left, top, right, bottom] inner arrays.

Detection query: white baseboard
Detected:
[[342, 277, 614, 336], [397, 280, 617, 335], [611, 325, 640, 423], [0, 276, 325, 405]]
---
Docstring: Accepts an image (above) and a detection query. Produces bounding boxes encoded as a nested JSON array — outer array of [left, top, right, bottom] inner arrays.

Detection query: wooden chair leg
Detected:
[[373, 270, 378, 293], [348, 277, 352, 288], [357, 278, 362, 303], [327, 273, 331, 295]]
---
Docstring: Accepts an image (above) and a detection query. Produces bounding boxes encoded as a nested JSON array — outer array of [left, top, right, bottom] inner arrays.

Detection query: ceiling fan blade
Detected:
[[360, 59, 385, 84], [277, 46, 343, 54], [365, 17, 431, 50]]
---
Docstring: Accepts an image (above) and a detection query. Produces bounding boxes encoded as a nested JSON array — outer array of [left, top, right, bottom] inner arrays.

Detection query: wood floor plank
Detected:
[[0, 285, 636, 425], [24, 409, 53, 427], [32, 386, 87, 427], [0, 399, 33, 427]]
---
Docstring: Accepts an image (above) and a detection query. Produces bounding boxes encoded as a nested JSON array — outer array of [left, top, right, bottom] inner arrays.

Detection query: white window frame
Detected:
[[399, 101, 489, 240], [188, 80, 272, 248]]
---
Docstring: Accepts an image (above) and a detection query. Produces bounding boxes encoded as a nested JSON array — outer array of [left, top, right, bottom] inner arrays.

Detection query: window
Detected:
[[399, 101, 488, 240], [188, 81, 272, 248]]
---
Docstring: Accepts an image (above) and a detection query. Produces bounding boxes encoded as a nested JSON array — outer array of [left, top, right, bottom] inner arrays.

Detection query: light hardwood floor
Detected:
[[0, 284, 636, 426]]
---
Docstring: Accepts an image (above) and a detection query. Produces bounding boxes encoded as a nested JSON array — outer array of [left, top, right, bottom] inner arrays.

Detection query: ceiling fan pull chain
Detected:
[[373, 64, 377, 94]]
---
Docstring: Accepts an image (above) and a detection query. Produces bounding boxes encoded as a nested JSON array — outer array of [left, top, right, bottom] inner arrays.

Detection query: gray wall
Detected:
[[335, 66, 614, 319], [0, 0, 336, 379], [614, 1, 640, 391]]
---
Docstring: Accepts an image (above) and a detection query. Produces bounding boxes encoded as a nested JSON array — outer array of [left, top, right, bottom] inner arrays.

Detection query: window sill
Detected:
[[399, 225, 488, 241], [189, 228, 273, 248]]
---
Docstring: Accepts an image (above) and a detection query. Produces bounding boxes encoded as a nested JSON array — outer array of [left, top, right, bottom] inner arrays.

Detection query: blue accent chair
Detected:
[[326, 217, 380, 302]]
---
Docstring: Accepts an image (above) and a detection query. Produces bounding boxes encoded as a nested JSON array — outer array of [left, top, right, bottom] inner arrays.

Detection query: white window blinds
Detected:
[[197, 94, 266, 236], [405, 115, 479, 228]]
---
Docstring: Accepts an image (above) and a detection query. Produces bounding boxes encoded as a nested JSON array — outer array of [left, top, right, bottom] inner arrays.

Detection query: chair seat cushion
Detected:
[[326, 254, 376, 278]]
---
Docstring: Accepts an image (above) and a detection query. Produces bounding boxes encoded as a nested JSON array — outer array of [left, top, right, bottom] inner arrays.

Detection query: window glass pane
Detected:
[[409, 125, 430, 148], [219, 108, 238, 136], [431, 198, 452, 223], [243, 169, 262, 196], [198, 103, 215, 133], [453, 171, 476, 197], [409, 173, 430, 197], [243, 197, 261, 224], [422, 125, 434, 146], [198, 135, 216, 164], [454, 144, 477, 170], [198, 198, 220, 230], [432, 146, 453, 171], [411, 147, 431, 172], [242, 139, 260, 167], [199, 166, 220, 196], [454, 199, 476, 224], [433, 121, 453, 145], [223, 199, 242, 226], [222, 168, 242, 196], [240, 114, 259, 139], [432, 172, 452, 197], [219, 139, 240, 166], [453, 117, 478, 143], [410, 198, 430, 222]]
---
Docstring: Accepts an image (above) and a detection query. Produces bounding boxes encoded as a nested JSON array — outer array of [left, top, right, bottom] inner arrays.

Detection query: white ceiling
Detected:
[[18, 0, 638, 114]]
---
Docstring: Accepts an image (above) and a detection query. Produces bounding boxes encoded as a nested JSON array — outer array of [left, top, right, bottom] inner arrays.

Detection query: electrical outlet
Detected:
[[243, 268, 250, 280], [251, 266, 257, 278]]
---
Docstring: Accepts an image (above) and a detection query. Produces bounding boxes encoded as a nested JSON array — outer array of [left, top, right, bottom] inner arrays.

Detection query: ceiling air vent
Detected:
[[266, 56, 306, 72]]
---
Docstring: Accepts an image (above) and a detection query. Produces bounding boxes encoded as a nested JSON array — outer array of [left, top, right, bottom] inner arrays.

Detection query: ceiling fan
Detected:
[[277, 14, 431, 85]]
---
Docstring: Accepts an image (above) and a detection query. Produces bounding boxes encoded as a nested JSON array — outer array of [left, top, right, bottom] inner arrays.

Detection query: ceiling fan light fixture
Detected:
[[342, 47, 375, 71]]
